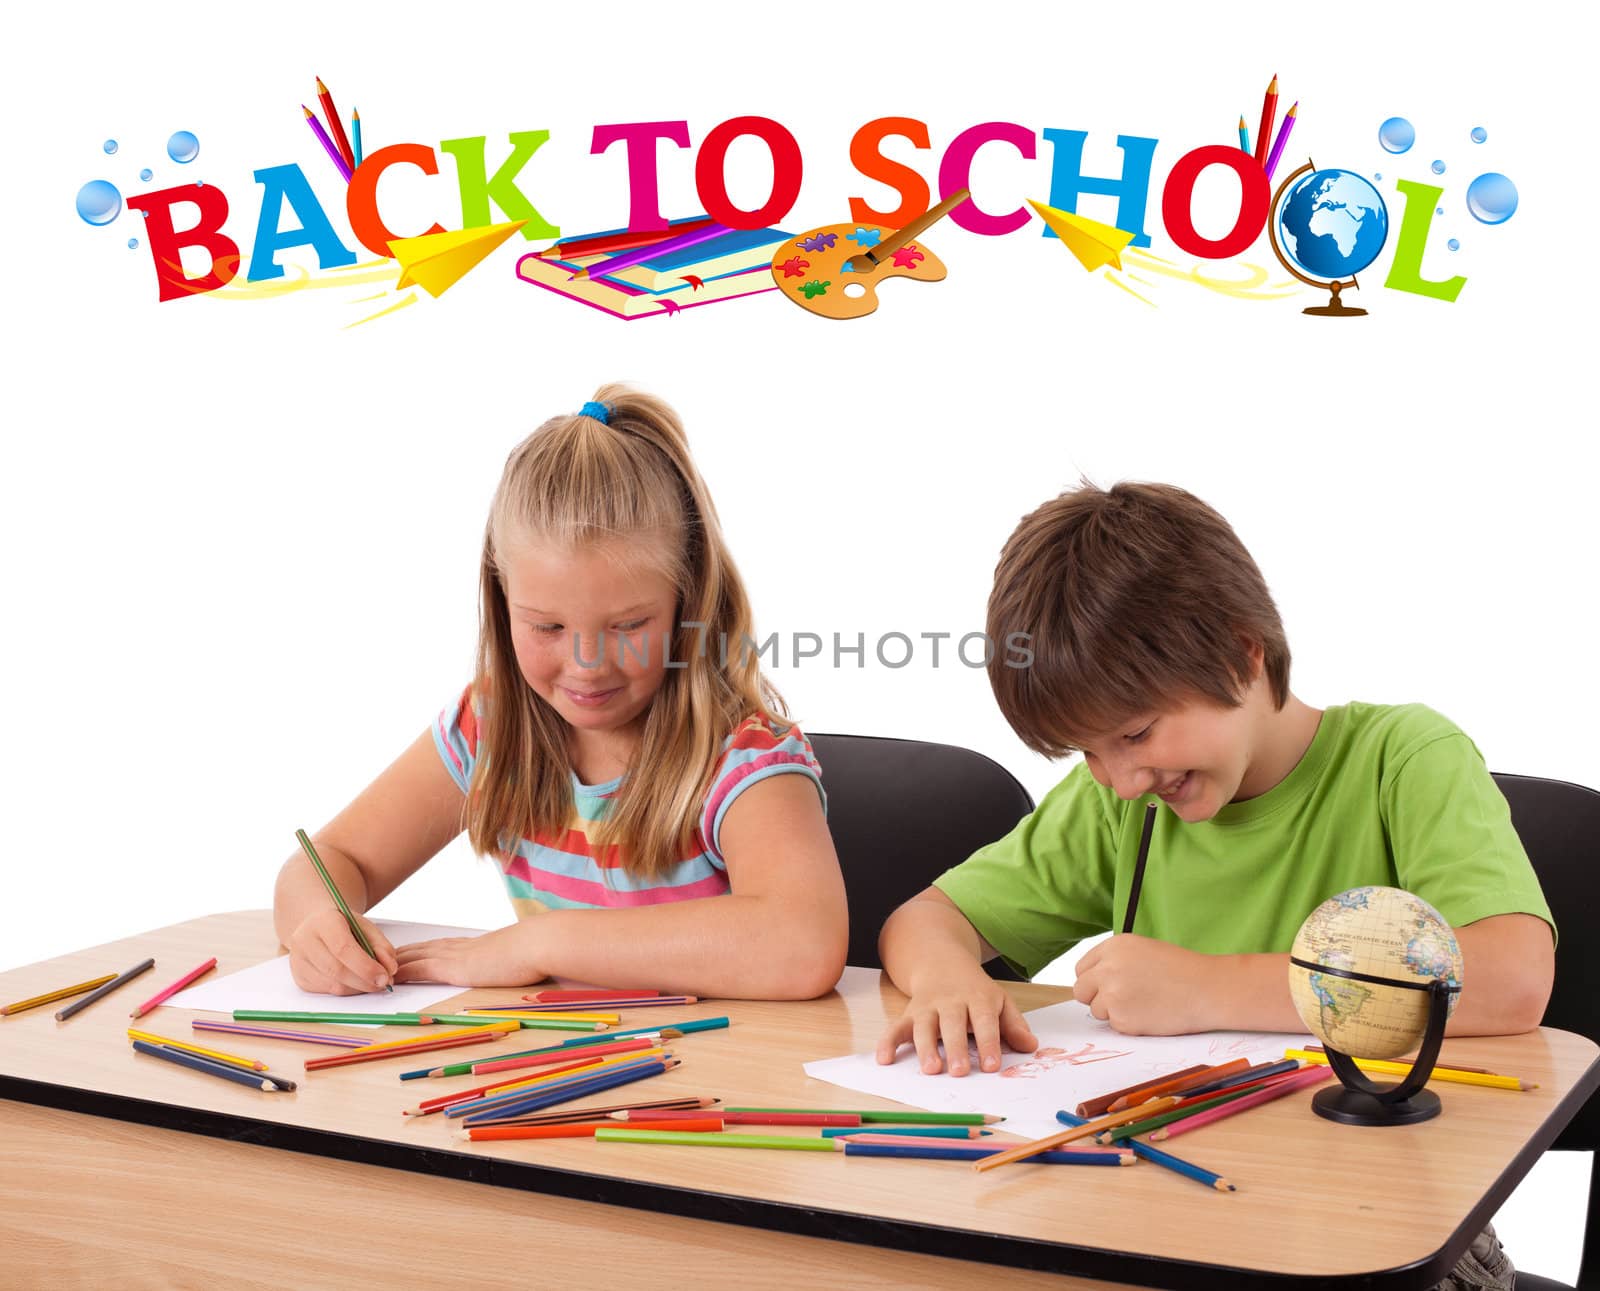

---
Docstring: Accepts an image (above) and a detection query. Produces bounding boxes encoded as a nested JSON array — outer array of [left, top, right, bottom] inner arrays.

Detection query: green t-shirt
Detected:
[[934, 702, 1555, 979]]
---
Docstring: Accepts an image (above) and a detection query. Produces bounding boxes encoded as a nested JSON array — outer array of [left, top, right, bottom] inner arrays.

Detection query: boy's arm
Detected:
[[875, 888, 1039, 1075]]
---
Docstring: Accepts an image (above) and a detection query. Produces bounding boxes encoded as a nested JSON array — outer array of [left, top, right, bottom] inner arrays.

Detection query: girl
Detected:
[[272, 386, 848, 1000]]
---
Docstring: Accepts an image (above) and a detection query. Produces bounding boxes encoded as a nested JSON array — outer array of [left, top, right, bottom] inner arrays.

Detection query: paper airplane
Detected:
[[1027, 200, 1136, 273], [389, 219, 527, 297]]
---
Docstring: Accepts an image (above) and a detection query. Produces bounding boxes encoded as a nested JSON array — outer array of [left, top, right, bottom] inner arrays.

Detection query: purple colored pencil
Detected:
[[302, 106, 353, 182], [1264, 103, 1299, 182], [572, 222, 732, 280], [193, 1019, 368, 1048], [472, 998, 697, 1011]]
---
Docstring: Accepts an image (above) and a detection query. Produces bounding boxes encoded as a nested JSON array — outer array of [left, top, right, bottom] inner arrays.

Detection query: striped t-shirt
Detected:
[[433, 686, 826, 917]]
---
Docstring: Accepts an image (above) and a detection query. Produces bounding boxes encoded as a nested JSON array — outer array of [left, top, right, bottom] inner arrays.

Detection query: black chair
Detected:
[[809, 733, 1035, 978], [1490, 772, 1600, 1291]]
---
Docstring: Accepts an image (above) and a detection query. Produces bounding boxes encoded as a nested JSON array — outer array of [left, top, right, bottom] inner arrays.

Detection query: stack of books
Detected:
[[516, 216, 789, 319]]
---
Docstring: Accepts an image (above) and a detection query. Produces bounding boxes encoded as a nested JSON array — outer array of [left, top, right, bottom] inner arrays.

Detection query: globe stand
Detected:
[[1303, 279, 1367, 318], [1313, 981, 1453, 1126]]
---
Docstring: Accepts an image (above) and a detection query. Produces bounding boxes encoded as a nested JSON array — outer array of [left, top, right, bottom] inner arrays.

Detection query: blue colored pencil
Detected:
[[159, 1044, 297, 1091], [839, 1142, 1129, 1165], [461, 1059, 674, 1125], [1238, 115, 1250, 153], [821, 1125, 991, 1140], [132, 1039, 276, 1091], [1055, 1110, 1235, 1191], [352, 109, 363, 168], [561, 1016, 728, 1047], [445, 1054, 668, 1119], [1178, 1058, 1301, 1100]]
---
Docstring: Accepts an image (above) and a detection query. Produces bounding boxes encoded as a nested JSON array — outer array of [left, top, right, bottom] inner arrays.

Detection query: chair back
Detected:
[[809, 733, 1034, 976]]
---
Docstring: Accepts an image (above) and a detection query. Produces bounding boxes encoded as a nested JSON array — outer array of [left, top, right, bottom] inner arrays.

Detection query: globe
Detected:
[[1275, 168, 1389, 282], [1288, 886, 1463, 1061]]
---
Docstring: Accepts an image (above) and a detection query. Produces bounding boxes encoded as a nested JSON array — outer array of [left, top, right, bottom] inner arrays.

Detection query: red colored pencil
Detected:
[[459, 1117, 725, 1143], [533, 221, 716, 263], [130, 957, 218, 1019], [315, 77, 355, 170], [1254, 75, 1279, 169]]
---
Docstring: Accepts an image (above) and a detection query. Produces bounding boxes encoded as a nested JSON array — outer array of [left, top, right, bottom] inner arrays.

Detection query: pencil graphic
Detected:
[[1265, 103, 1299, 182], [1254, 75, 1279, 170], [303, 106, 352, 182], [1239, 115, 1250, 154], [316, 77, 356, 171], [352, 109, 363, 168]]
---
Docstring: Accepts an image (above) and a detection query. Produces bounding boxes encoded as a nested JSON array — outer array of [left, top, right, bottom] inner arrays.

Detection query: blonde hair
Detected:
[[466, 384, 789, 881]]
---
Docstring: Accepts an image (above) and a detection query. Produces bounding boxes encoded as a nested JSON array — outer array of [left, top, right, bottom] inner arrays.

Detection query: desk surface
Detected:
[[2, 912, 1595, 1290]]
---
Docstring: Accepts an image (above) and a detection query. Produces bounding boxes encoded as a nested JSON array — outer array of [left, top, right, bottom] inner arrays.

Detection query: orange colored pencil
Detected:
[[971, 1096, 1181, 1173], [1107, 1059, 1250, 1112], [316, 77, 355, 170], [1077, 1064, 1208, 1117]]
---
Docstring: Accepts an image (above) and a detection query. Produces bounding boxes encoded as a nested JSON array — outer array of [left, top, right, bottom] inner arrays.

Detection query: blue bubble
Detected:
[[1447, 239, 1460, 251], [76, 180, 122, 226], [1379, 117, 1415, 153], [1466, 172, 1518, 224], [103, 139, 118, 155], [1375, 173, 1383, 181], [1431, 160, 1446, 174], [1436, 206, 1444, 215], [167, 130, 200, 163], [1471, 126, 1487, 144], [139, 168, 152, 182], [128, 237, 140, 249]]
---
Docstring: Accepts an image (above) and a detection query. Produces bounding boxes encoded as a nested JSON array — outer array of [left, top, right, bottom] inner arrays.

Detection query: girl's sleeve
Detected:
[[700, 719, 827, 870], [432, 684, 480, 795]]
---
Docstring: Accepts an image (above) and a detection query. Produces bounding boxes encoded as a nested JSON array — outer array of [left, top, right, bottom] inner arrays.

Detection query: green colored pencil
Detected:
[[234, 1010, 429, 1026], [725, 1107, 1001, 1126], [296, 828, 391, 993], [595, 1128, 836, 1151], [424, 1013, 608, 1032]]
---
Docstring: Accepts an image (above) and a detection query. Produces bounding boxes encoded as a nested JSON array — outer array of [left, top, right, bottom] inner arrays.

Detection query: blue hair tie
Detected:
[[579, 400, 611, 425]]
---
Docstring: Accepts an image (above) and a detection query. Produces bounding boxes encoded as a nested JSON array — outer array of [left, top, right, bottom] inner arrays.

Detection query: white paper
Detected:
[[165, 920, 489, 1015], [803, 999, 1314, 1141]]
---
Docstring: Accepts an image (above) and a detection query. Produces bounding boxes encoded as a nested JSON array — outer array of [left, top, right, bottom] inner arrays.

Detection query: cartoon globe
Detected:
[[1268, 162, 1390, 316], [1289, 886, 1463, 1061]]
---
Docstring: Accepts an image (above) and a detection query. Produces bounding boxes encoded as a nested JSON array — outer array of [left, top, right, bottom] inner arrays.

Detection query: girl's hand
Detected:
[[285, 907, 399, 996], [875, 965, 1038, 1077], [1070, 935, 1220, 1035], [392, 924, 547, 989]]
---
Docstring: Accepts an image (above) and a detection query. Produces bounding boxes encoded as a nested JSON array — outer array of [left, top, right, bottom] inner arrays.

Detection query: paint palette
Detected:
[[769, 222, 947, 319]]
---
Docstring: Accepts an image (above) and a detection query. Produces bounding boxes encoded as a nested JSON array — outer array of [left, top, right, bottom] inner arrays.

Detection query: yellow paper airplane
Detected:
[[1027, 200, 1136, 273], [389, 219, 527, 297]]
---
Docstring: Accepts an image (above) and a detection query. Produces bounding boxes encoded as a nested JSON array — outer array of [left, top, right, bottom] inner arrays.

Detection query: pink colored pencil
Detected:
[[302, 106, 352, 182], [497, 996, 696, 1010], [1154, 1064, 1332, 1139], [193, 1019, 369, 1048], [528, 989, 666, 1004], [467, 1037, 658, 1077], [130, 958, 217, 1019]]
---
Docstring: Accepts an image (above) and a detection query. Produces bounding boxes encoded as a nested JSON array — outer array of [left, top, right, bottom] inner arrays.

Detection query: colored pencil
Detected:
[[1254, 75, 1279, 169], [839, 1133, 1112, 1151], [563, 1017, 725, 1045], [626, 1110, 858, 1127], [461, 1059, 679, 1126], [1177, 1059, 1302, 1101], [1108, 1058, 1251, 1112], [1305, 1043, 1496, 1075], [724, 1108, 1001, 1126], [1153, 1065, 1334, 1140], [1285, 1048, 1537, 1091], [193, 1020, 369, 1048], [528, 989, 667, 1003], [163, 1047, 297, 1092], [406, 1049, 668, 1117], [450, 1054, 676, 1118], [1055, 1110, 1235, 1190], [304, 1030, 506, 1070], [128, 1028, 267, 1072], [1077, 1064, 1208, 1118], [332, 1022, 518, 1052], [464, 1096, 716, 1129], [821, 1125, 992, 1140], [55, 958, 156, 1022], [595, 1128, 837, 1152], [970, 1097, 1181, 1173], [1264, 103, 1299, 182], [294, 829, 387, 989], [459, 1011, 622, 1024], [458, 1118, 726, 1143], [301, 107, 352, 183], [1, 973, 117, 1016], [1122, 801, 1159, 934], [351, 109, 363, 168], [235, 1010, 427, 1025], [840, 1142, 1134, 1165], [414, 1036, 661, 1081], [132, 1038, 278, 1091], [315, 78, 355, 170], [475, 999, 693, 1012], [572, 223, 734, 280], [130, 958, 218, 1018], [536, 220, 717, 262], [430, 1013, 610, 1031], [1238, 115, 1250, 154], [1103, 1080, 1304, 1142]]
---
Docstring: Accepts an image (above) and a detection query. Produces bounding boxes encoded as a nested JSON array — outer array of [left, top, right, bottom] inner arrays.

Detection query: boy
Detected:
[[876, 482, 1554, 1291]]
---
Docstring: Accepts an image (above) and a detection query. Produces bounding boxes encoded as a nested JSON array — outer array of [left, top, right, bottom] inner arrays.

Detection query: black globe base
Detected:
[[1313, 1083, 1441, 1126]]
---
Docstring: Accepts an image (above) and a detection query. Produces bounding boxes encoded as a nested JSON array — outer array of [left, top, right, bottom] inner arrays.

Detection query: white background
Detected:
[[6, 2, 1594, 1277]]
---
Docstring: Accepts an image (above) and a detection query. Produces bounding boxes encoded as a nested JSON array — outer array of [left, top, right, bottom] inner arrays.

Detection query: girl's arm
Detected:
[[394, 773, 849, 1000], [273, 727, 466, 993]]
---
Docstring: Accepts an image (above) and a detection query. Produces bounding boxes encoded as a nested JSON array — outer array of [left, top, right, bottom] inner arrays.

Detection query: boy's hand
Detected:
[[1071, 935, 1220, 1034], [392, 923, 547, 989], [286, 907, 399, 996], [875, 966, 1039, 1076]]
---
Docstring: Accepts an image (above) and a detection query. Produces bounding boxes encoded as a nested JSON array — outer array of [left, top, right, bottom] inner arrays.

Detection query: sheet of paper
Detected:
[[165, 920, 489, 1016], [803, 999, 1314, 1142]]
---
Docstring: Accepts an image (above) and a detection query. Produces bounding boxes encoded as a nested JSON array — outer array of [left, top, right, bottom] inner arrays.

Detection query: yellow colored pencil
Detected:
[[462, 1010, 623, 1025], [1285, 1048, 1537, 1091], [127, 1028, 267, 1072], [1, 973, 117, 1016]]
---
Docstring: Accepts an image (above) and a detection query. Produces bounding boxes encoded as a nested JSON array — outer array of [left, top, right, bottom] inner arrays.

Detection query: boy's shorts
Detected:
[[1429, 1225, 1513, 1291]]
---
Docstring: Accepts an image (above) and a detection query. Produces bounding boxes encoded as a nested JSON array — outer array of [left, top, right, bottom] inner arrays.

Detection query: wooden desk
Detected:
[[2, 913, 1595, 1290]]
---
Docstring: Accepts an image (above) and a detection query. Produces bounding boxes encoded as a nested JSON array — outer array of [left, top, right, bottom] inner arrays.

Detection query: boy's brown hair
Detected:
[[986, 481, 1291, 757]]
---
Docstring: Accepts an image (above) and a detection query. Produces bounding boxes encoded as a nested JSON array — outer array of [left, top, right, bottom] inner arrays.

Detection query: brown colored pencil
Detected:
[[1076, 1064, 1208, 1117], [1108, 1058, 1251, 1112], [1, 973, 117, 1016], [462, 1094, 716, 1129]]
